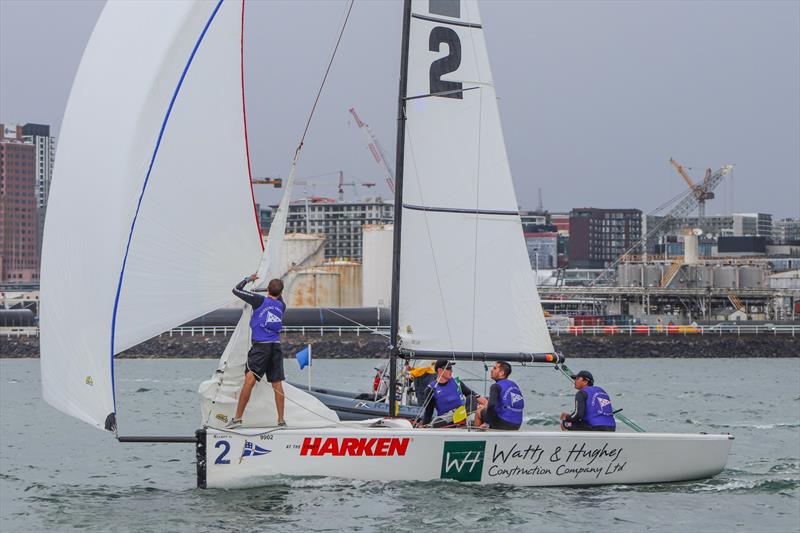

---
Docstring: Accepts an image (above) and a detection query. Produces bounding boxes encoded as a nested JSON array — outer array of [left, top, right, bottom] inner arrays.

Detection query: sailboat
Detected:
[[40, 0, 732, 489]]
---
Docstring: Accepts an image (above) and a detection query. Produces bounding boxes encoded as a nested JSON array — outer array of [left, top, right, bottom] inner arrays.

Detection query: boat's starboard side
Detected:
[[200, 427, 732, 489]]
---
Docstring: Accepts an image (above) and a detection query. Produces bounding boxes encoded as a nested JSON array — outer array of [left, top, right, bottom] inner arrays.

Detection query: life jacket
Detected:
[[249, 297, 285, 343], [582, 385, 616, 428], [494, 379, 524, 426], [428, 377, 465, 415]]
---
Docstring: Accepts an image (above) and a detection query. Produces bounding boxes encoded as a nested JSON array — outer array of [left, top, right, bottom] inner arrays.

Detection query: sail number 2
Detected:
[[429, 26, 462, 99]]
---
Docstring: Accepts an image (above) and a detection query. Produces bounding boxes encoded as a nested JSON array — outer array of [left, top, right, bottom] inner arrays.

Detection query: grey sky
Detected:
[[1, 0, 798, 218]]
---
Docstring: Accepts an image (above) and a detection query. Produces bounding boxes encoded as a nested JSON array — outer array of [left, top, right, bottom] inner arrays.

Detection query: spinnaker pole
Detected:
[[388, 0, 412, 417]]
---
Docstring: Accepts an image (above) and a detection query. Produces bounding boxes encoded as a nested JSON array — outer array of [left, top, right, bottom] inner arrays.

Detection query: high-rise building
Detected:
[[262, 197, 394, 260], [732, 213, 772, 238], [21, 124, 55, 209], [773, 218, 800, 244], [568, 207, 642, 268], [1, 124, 39, 283], [21, 124, 55, 262]]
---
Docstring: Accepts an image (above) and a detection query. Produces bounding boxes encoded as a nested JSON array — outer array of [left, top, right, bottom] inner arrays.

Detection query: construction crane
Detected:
[[348, 107, 395, 193], [589, 163, 733, 286], [335, 170, 375, 201], [669, 158, 715, 220], [251, 176, 283, 187]]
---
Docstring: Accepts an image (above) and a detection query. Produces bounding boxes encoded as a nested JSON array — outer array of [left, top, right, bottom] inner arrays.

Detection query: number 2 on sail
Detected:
[[429, 26, 462, 99]]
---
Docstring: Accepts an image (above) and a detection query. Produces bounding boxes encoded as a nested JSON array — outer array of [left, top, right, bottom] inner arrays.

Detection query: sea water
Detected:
[[1, 357, 798, 532]]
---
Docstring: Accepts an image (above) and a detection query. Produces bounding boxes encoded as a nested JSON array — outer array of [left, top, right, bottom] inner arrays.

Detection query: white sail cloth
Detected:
[[397, 0, 553, 355], [40, 0, 263, 430], [199, 156, 340, 428]]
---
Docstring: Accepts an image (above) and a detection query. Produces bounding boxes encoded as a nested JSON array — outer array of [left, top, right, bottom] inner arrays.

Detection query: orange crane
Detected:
[[251, 177, 283, 187], [669, 158, 715, 219]]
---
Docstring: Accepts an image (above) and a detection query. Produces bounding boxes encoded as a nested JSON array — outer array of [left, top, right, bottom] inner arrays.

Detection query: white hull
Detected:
[[201, 425, 733, 489]]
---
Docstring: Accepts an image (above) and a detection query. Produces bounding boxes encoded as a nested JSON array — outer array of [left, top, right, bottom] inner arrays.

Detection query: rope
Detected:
[[317, 307, 390, 339], [292, 0, 354, 160]]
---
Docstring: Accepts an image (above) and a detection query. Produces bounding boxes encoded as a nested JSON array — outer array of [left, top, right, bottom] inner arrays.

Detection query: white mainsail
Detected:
[[397, 0, 553, 356], [40, 0, 263, 430]]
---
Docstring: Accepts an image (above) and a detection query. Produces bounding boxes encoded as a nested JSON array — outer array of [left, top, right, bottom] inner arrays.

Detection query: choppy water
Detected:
[[1, 357, 798, 532]]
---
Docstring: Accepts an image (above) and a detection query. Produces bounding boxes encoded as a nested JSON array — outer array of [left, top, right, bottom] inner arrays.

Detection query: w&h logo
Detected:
[[440, 441, 486, 482]]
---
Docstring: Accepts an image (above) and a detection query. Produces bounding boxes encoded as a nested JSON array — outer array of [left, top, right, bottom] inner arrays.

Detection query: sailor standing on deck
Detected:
[[474, 361, 524, 430], [560, 370, 616, 432], [420, 360, 486, 427], [226, 274, 287, 429]]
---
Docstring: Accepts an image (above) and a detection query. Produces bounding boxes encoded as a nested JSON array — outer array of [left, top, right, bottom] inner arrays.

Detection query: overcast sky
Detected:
[[1, 0, 798, 218]]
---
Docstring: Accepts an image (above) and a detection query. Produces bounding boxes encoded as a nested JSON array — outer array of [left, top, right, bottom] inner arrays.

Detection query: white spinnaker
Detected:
[[40, 0, 263, 430], [397, 0, 553, 355], [200, 161, 340, 427]]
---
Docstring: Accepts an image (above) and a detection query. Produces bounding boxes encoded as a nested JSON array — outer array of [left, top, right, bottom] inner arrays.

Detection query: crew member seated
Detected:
[[560, 370, 616, 431], [420, 360, 485, 427], [474, 361, 523, 430], [405, 361, 436, 406]]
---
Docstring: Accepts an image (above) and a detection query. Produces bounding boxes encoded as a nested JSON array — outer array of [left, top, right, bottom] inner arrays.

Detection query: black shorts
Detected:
[[489, 418, 522, 431], [246, 343, 284, 383], [562, 420, 615, 432]]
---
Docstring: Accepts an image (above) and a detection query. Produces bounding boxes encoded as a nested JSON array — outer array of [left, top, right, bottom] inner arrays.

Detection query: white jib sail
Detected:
[[40, 0, 264, 430], [397, 0, 554, 355], [199, 160, 340, 428]]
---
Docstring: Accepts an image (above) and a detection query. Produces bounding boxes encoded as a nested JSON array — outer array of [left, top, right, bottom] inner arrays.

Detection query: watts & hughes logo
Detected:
[[440, 441, 486, 482]]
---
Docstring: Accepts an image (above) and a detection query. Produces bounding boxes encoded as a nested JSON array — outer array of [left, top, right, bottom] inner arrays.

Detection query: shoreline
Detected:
[[3, 332, 798, 358]]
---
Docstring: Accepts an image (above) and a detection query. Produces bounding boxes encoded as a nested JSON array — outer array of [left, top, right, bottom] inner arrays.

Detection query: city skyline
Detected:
[[1, 0, 798, 218]]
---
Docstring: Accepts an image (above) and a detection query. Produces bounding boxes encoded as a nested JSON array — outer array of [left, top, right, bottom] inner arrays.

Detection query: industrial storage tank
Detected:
[[684, 234, 699, 265], [362, 224, 393, 307], [284, 262, 362, 308], [286, 268, 341, 308], [692, 265, 713, 288], [284, 233, 326, 270], [325, 260, 362, 307], [644, 265, 664, 287], [738, 266, 765, 289], [713, 266, 737, 289], [616, 264, 643, 287]]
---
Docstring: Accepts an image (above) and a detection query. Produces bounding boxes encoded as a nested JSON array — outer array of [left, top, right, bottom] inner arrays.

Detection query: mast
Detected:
[[388, 0, 412, 417]]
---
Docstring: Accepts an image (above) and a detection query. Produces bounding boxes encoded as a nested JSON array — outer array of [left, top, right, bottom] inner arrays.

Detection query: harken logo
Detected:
[[440, 441, 486, 482], [300, 437, 410, 457]]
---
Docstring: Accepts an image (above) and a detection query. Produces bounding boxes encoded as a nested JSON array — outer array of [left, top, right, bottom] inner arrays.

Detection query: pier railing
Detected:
[[3, 323, 798, 338], [550, 324, 798, 337]]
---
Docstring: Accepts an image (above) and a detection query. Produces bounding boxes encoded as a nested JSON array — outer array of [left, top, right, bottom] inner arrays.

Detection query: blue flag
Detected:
[[240, 440, 271, 462], [296, 345, 311, 369]]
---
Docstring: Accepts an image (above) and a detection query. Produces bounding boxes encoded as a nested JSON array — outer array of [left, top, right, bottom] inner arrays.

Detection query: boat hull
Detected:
[[200, 427, 732, 489]]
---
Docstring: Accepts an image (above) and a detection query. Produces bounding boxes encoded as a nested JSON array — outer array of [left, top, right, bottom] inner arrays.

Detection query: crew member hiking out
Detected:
[[226, 274, 287, 429], [474, 361, 524, 430], [420, 360, 486, 427], [560, 370, 616, 432]]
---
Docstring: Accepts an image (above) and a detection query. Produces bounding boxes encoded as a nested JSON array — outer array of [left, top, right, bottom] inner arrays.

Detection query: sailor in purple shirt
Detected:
[[226, 273, 287, 429]]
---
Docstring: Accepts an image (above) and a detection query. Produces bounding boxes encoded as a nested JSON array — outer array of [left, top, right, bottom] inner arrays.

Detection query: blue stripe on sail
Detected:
[[109, 0, 226, 417]]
